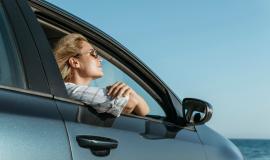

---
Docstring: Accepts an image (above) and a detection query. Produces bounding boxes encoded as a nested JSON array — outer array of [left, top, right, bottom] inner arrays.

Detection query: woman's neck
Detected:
[[67, 74, 92, 86]]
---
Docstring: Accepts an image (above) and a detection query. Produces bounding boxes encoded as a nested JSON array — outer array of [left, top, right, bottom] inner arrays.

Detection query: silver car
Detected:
[[0, 0, 243, 159]]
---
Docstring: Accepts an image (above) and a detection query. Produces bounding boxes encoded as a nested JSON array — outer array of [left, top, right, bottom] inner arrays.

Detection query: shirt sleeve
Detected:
[[65, 83, 129, 117]]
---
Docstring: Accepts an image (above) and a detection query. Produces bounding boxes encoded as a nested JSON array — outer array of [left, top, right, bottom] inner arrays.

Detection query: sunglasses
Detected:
[[75, 49, 100, 59]]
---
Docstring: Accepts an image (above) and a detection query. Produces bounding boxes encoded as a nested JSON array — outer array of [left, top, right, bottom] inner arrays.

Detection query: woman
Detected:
[[54, 33, 149, 117]]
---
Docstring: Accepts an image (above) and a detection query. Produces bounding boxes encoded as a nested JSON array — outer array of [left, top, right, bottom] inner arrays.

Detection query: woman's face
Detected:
[[77, 41, 103, 80]]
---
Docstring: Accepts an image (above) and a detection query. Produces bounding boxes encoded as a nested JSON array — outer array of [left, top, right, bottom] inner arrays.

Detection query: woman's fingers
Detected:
[[116, 85, 130, 98], [111, 82, 127, 98], [107, 82, 131, 98], [107, 82, 121, 95], [123, 88, 132, 97]]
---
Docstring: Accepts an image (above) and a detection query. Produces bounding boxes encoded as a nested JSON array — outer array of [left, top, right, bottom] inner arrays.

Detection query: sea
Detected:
[[231, 139, 270, 160]]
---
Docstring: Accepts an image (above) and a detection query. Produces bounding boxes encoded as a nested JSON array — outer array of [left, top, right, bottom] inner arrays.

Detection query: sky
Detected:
[[47, 0, 270, 139]]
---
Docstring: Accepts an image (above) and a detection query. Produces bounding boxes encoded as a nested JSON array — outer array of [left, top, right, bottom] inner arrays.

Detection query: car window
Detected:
[[0, 3, 26, 88], [92, 48, 166, 117], [35, 15, 165, 117]]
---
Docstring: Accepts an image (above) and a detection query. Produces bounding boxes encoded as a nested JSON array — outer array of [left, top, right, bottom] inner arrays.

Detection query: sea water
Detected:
[[231, 139, 270, 160]]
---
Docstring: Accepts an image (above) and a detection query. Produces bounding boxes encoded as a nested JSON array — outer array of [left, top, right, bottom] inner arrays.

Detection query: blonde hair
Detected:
[[54, 33, 88, 81]]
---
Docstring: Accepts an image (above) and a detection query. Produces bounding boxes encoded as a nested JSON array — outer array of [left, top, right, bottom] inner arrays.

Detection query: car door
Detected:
[[24, 0, 208, 159], [52, 58, 206, 160], [0, 0, 71, 159]]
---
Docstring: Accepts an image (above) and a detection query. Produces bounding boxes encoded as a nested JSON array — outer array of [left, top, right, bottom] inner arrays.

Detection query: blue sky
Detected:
[[47, 0, 270, 139]]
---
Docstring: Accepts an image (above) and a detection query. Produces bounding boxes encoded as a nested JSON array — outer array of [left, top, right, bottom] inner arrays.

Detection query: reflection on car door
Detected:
[[56, 101, 206, 160]]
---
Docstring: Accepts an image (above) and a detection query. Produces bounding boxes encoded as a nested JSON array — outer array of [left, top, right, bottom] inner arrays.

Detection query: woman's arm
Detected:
[[131, 93, 150, 116], [120, 91, 149, 116], [65, 82, 129, 117], [107, 82, 150, 116]]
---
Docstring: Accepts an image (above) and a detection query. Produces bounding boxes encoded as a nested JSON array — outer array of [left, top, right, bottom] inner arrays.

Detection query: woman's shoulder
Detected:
[[64, 82, 103, 92]]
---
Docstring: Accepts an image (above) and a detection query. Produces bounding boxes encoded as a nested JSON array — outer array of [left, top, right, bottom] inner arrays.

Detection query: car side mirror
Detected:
[[182, 98, 213, 126]]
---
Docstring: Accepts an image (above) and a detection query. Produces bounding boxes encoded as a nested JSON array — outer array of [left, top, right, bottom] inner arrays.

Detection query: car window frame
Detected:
[[16, 0, 67, 97], [1, 0, 51, 94], [0, 1, 26, 88], [27, 0, 184, 125]]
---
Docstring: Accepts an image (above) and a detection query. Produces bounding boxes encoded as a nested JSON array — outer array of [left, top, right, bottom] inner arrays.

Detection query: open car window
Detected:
[[35, 12, 166, 118], [92, 47, 165, 117]]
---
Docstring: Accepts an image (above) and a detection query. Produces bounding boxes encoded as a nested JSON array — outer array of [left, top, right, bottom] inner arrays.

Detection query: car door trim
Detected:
[[54, 95, 165, 122], [53, 95, 195, 131], [54, 96, 85, 106], [0, 85, 52, 98]]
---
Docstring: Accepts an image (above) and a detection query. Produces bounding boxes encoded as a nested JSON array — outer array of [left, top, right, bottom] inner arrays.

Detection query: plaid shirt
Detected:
[[65, 82, 129, 117]]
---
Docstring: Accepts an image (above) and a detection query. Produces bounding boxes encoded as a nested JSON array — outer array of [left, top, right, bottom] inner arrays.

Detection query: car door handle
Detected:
[[76, 135, 118, 157]]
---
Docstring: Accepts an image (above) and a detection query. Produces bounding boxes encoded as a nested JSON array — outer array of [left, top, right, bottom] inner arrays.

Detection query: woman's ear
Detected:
[[68, 57, 80, 68]]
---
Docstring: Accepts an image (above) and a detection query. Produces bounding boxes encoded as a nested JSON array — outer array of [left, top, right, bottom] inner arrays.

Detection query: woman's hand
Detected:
[[107, 81, 150, 116], [107, 82, 135, 98]]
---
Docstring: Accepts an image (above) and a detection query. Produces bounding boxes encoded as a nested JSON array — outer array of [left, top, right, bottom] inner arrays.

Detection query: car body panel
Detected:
[[196, 125, 244, 160], [0, 88, 71, 160]]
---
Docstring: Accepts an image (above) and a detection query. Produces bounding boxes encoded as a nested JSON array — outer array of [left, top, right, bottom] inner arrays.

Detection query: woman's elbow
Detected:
[[142, 107, 150, 116], [136, 104, 150, 116]]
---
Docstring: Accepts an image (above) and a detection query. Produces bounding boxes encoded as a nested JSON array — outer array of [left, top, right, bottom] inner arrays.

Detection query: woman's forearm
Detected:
[[133, 95, 150, 116], [122, 94, 150, 116]]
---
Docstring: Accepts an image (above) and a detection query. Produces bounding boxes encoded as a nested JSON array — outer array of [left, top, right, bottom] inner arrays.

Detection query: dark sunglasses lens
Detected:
[[93, 50, 99, 58]]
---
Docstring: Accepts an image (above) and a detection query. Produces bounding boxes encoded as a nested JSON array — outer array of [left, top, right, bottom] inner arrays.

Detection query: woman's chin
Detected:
[[95, 72, 104, 79], [99, 71, 104, 77]]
